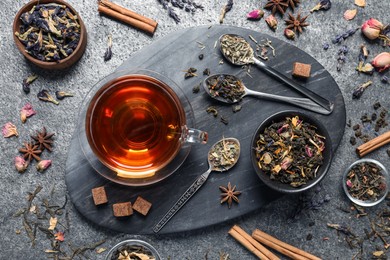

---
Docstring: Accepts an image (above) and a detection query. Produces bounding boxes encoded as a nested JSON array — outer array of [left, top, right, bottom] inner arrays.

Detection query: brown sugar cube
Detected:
[[112, 202, 133, 217], [132, 196, 152, 216], [91, 186, 108, 205], [292, 62, 311, 79]]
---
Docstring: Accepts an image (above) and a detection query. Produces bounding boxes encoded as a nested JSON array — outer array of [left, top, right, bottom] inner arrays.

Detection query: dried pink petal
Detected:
[[36, 160, 52, 172], [371, 52, 390, 72], [247, 9, 264, 20], [2, 122, 18, 138], [265, 15, 278, 30], [346, 179, 352, 188], [280, 157, 293, 170], [305, 145, 313, 157], [20, 103, 36, 123], [15, 156, 28, 173], [343, 9, 357, 21], [355, 0, 365, 7]]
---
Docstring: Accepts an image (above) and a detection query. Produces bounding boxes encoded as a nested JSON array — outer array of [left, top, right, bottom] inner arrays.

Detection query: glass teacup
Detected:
[[78, 69, 207, 186]]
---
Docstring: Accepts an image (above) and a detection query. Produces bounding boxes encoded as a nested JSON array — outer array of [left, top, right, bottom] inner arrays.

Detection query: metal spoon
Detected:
[[219, 34, 334, 114], [153, 137, 240, 233], [203, 74, 332, 115]]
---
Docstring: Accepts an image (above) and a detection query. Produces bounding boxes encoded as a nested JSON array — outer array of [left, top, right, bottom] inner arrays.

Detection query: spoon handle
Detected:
[[153, 168, 212, 233], [252, 58, 334, 113], [245, 89, 332, 115]]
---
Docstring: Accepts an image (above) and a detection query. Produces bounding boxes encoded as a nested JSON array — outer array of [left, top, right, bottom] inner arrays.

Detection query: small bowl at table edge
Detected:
[[250, 110, 333, 194], [342, 158, 389, 207], [105, 239, 161, 260], [12, 0, 87, 70]]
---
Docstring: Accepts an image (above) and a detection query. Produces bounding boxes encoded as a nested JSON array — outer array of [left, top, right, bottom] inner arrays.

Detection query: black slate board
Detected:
[[65, 25, 346, 234]]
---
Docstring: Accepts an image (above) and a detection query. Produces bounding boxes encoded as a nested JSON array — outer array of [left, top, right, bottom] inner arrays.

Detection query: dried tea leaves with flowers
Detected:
[[209, 138, 240, 171], [15, 4, 81, 61], [205, 75, 245, 103], [110, 244, 156, 260], [254, 116, 326, 187], [346, 162, 387, 202], [219, 182, 241, 208]]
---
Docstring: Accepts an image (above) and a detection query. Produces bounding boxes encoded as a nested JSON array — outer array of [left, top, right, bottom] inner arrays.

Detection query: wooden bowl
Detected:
[[12, 0, 87, 70], [250, 110, 333, 194]]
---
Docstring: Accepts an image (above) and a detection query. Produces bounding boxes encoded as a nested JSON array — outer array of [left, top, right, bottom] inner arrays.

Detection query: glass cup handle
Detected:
[[182, 126, 208, 144]]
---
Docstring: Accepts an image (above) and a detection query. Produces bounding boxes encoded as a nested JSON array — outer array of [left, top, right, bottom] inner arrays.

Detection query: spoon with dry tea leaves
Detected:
[[203, 74, 332, 115], [153, 137, 240, 233], [219, 34, 334, 114]]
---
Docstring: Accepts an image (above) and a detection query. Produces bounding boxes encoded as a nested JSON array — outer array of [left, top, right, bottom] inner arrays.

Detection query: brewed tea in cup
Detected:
[[85, 72, 207, 179]]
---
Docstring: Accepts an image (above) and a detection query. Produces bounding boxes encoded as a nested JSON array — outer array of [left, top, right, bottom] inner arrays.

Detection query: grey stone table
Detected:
[[0, 0, 389, 259]]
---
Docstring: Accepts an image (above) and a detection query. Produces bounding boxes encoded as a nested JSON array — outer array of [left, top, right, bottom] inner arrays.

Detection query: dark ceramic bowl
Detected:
[[13, 0, 87, 70], [250, 110, 333, 194]]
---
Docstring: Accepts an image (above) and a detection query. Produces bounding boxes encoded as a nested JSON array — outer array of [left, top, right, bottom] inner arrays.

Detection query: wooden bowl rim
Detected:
[[12, 0, 86, 68]]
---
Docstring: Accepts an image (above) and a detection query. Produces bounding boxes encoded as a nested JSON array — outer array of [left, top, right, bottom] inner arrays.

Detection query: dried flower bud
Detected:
[[284, 29, 295, 40], [371, 52, 390, 72], [15, 156, 28, 173], [246, 9, 264, 20], [361, 18, 384, 40], [346, 179, 352, 188], [2, 122, 18, 138], [20, 103, 36, 123], [36, 160, 52, 172], [37, 89, 59, 105], [265, 15, 277, 30], [22, 74, 38, 94], [55, 91, 74, 100], [310, 0, 332, 12]]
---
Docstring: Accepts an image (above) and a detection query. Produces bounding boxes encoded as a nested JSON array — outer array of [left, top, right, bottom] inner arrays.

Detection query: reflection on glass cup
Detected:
[[84, 70, 207, 180]]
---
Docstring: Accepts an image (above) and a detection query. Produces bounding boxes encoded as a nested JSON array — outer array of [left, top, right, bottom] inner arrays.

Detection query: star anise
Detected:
[[19, 142, 42, 163], [219, 182, 241, 208], [284, 0, 300, 11], [264, 0, 289, 15], [31, 127, 55, 152], [285, 11, 309, 34]]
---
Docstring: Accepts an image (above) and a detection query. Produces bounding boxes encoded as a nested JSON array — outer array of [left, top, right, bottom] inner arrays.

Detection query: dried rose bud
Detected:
[[346, 179, 352, 188], [20, 103, 36, 123], [361, 18, 384, 40], [15, 156, 28, 173], [371, 52, 390, 72], [265, 15, 277, 30], [36, 160, 52, 172], [2, 122, 18, 138], [284, 28, 295, 40], [246, 9, 264, 20]]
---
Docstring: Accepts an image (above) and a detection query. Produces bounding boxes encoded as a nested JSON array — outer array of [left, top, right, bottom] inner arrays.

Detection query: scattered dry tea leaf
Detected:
[[373, 251, 384, 257], [29, 205, 36, 213], [45, 250, 59, 253], [15, 229, 21, 234], [48, 217, 57, 230], [344, 9, 357, 20], [355, 0, 365, 7], [96, 247, 107, 254]]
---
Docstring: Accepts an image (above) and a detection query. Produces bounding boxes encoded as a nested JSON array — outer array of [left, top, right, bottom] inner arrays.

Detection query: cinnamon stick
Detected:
[[252, 229, 322, 260], [356, 131, 390, 157], [99, 0, 157, 28], [228, 228, 268, 259], [230, 225, 280, 260], [97, 3, 157, 35]]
